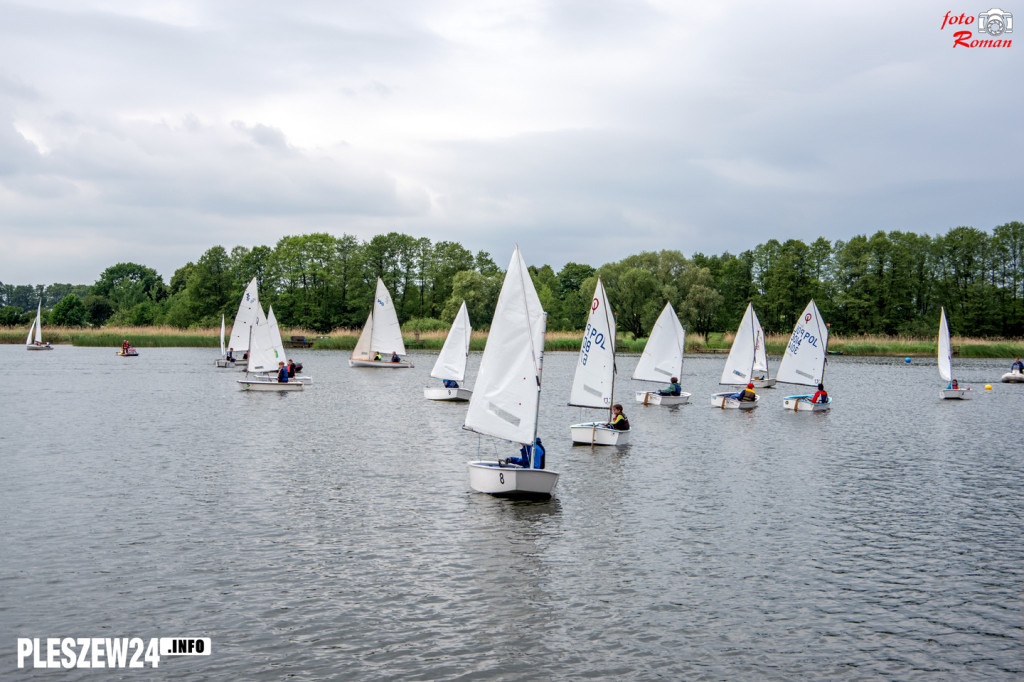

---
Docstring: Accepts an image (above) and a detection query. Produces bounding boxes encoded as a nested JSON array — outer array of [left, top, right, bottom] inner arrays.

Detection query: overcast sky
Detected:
[[1, 0, 1021, 285]]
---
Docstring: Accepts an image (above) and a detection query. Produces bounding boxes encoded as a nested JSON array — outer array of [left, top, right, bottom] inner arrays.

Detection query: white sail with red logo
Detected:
[[569, 278, 616, 410], [776, 300, 829, 387]]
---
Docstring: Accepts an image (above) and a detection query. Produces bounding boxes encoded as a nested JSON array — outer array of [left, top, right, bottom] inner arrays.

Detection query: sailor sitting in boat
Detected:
[[502, 439, 545, 468], [658, 378, 682, 396], [812, 383, 829, 403], [442, 379, 459, 388], [226, 347, 234, 362], [945, 379, 962, 390], [606, 404, 630, 430], [374, 352, 383, 361], [1011, 358, 1024, 374], [276, 361, 289, 383], [391, 351, 401, 363], [734, 383, 756, 401]]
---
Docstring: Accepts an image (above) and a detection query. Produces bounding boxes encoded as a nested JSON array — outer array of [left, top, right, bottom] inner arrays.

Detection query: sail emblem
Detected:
[[591, 298, 600, 312], [804, 313, 812, 323]]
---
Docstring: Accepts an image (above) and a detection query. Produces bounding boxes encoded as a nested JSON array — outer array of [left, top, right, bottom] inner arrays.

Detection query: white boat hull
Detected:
[[349, 358, 414, 368], [247, 372, 312, 384], [710, 392, 759, 409], [424, 386, 473, 401], [214, 359, 236, 368], [467, 461, 559, 496], [569, 422, 630, 445], [237, 379, 304, 391], [26, 345, 53, 351], [752, 378, 776, 389], [783, 395, 832, 411], [635, 390, 690, 406], [1001, 371, 1024, 383], [941, 388, 972, 400]]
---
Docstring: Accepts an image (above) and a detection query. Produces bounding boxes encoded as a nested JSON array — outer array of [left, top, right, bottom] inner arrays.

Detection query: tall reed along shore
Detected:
[[3, 326, 1023, 357]]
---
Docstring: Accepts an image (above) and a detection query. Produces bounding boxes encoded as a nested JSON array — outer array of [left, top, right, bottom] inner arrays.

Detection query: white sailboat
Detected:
[[633, 302, 690, 406], [465, 246, 558, 497], [569, 278, 628, 445], [710, 302, 764, 409], [938, 307, 970, 399], [227, 277, 260, 366], [25, 302, 52, 350], [214, 314, 234, 367], [425, 301, 473, 401], [245, 306, 312, 384], [777, 299, 831, 411], [349, 278, 414, 368], [237, 314, 303, 392]]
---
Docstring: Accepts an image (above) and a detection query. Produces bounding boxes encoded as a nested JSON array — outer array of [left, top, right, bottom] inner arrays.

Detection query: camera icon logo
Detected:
[[978, 8, 1013, 36]]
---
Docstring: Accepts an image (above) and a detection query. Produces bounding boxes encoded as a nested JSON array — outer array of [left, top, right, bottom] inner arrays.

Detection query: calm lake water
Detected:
[[1, 345, 1022, 680]]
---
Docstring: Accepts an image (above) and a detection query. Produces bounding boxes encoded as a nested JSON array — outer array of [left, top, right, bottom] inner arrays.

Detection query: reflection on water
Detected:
[[0, 346, 1021, 679]]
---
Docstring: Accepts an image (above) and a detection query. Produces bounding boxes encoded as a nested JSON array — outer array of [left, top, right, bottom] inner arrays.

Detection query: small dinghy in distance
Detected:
[[938, 307, 970, 399], [569, 278, 629, 445], [424, 301, 473, 402], [25, 303, 53, 351], [633, 302, 690, 406], [349, 278, 414, 368], [214, 314, 235, 367], [777, 300, 831, 411], [465, 246, 558, 497]]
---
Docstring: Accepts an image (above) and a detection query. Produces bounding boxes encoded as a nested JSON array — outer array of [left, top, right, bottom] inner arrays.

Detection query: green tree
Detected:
[[50, 294, 87, 326], [0, 305, 25, 326], [92, 263, 165, 314]]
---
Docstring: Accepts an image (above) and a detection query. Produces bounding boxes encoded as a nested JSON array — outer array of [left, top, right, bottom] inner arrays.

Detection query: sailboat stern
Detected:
[[782, 395, 832, 411], [467, 461, 559, 497], [635, 391, 690, 406], [424, 386, 473, 401]]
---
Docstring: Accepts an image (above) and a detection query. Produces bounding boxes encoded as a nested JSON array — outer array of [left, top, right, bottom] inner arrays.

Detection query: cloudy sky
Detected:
[[1, 0, 1021, 285]]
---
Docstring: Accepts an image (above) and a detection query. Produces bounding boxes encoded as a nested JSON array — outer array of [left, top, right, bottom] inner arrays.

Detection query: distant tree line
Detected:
[[2, 222, 1022, 338]]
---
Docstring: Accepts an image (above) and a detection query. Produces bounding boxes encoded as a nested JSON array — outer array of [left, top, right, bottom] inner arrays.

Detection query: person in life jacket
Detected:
[[374, 352, 382, 361], [122, 340, 130, 354], [1011, 357, 1024, 374], [226, 347, 234, 362], [607, 404, 630, 430], [287, 360, 296, 377], [659, 378, 682, 396], [811, 383, 828, 403], [502, 438, 545, 468], [442, 379, 459, 388], [276, 361, 289, 383], [736, 383, 756, 402]]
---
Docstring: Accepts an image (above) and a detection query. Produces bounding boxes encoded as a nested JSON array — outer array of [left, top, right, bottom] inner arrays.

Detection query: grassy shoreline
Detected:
[[3, 325, 1024, 357]]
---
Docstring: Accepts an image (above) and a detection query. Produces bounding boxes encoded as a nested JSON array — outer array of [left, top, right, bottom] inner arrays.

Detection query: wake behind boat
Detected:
[[425, 301, 473, 401], [464, 246, 558, 497], [350, 278, 414, 368], [569, 278, 629, 445]]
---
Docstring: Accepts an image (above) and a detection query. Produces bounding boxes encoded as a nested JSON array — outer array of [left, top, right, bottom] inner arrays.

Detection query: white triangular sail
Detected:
[[633, 302, 685, 383], [246, 307, 278, 374], [229, 277, 260, 354], [431, 301, 472, 381], [464, 246, 546, 445], [26, 302, 43, 346], [370, 278, 406, 356], [776, 300, 829, 387], [351, 312, 373, 361], [569, 278, 616, 409], [267, 306, 289, 367], [751, 307, 769, 376], [938, 307, 953, 383], [219, 314, 226, 358], [720, 303, 758, 385]]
